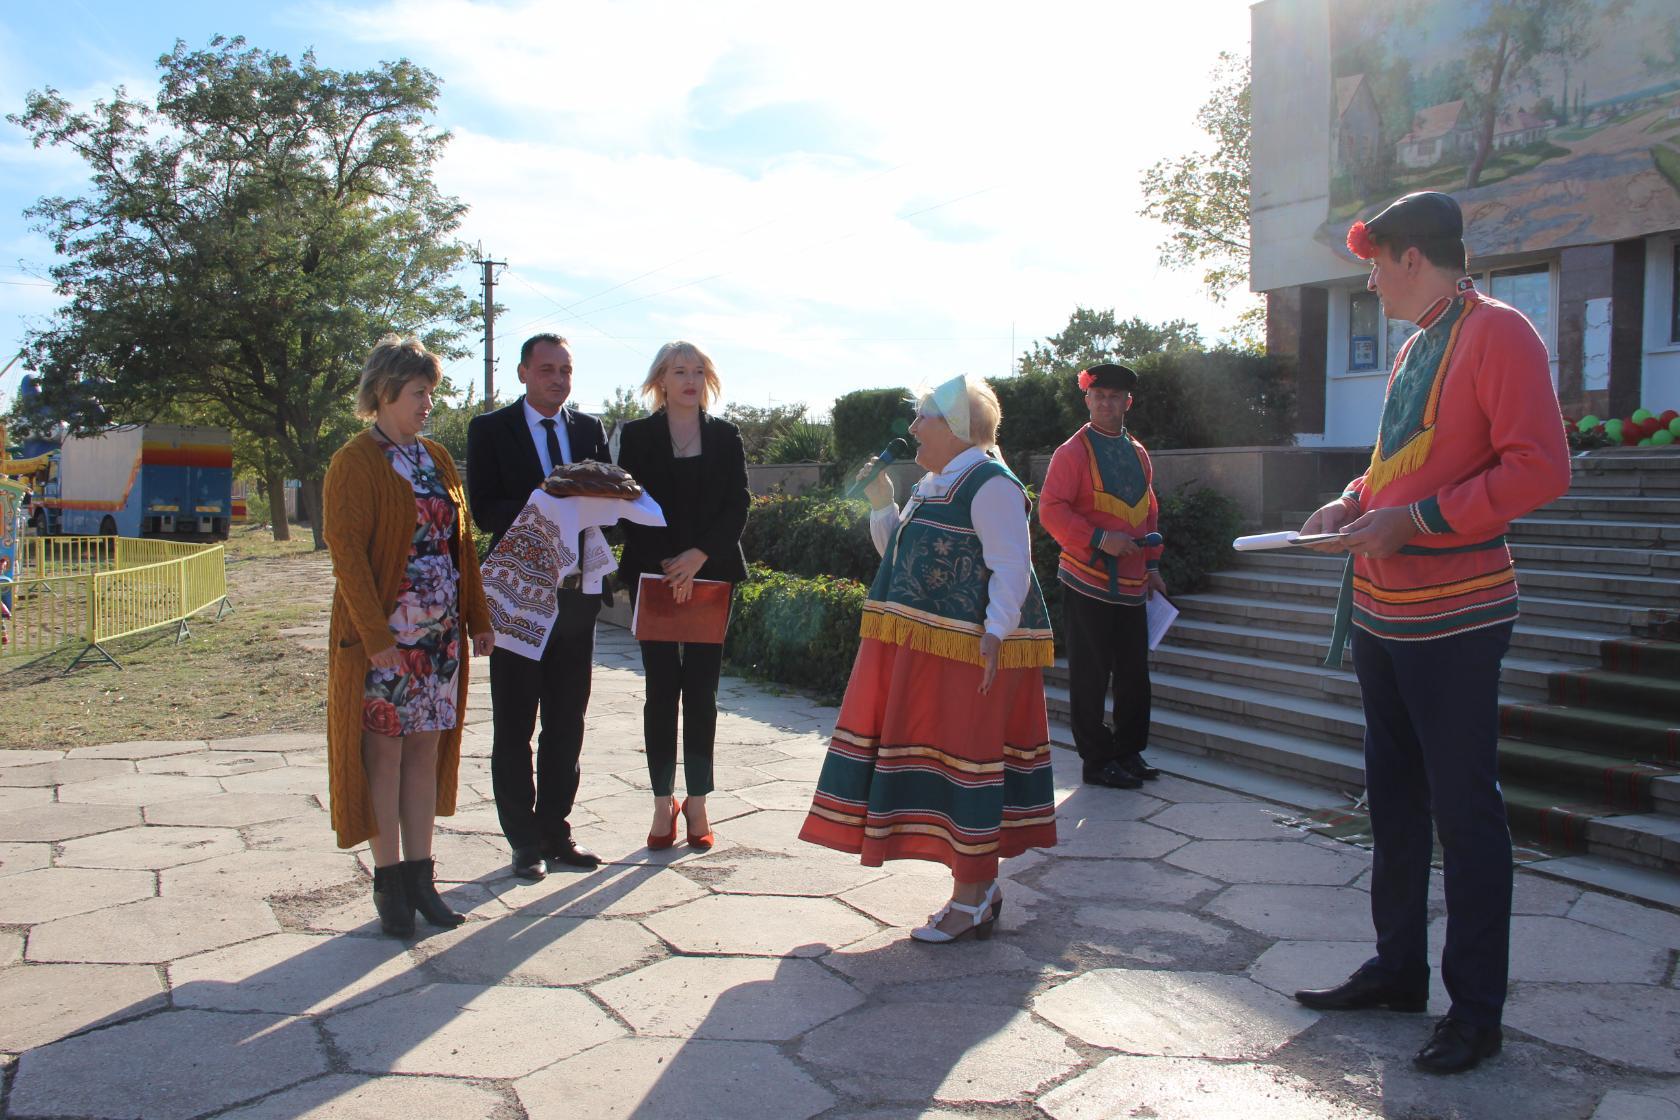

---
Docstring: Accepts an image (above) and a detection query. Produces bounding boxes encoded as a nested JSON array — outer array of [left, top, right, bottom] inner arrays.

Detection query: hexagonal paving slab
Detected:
[[55, 773, 224, 806], [593, 955, 864, 1040], [222, 764, 331, 796], [486, 863, 709, 917], [411, 914, 663, 986], [1053, 785, 1169, 822], [1567, 893, 1680, 950], [160, 848, 362, 902], [0, 803, 140, 842], [799, 1001, 1080, 1104], [63, 739, 206, 760], [1034, 857, 1221, 906], [0, 841, 50, 878], [1165, 839, 1368, 885], [207, 732, 323, 753], [707, 852, 889, 897], [144, 792, 316, 828], [58, 824, 244, 869], [0, 867, 156, 924], [1051, 817, 1188, 859], [1069, 906, 1240, 966], [27, 895, 279, 964], [823, 928, 1061, 992], [7, 1009, 326, 1120], [517, 1037, 835, 1120], [215, 1074, 506, 1120], [1247, 940, 1450, 1012], [642, 894, 877, 957], [136, 751, 285, 778], [1034, 969, 1318, 1058], [0, 963, 168, 1051], [1148, 800, 1303, 840], [0, 758, 132, 787], [1504, 984, 1680, 1073], [170, 932, 422, 1015], [1041, 1054, 1376, 1120], [325, 982, 622, 1077], [1204, 884, 1374, 941], [1503, 916, 1670, 984], [0, 786, 53, 812]]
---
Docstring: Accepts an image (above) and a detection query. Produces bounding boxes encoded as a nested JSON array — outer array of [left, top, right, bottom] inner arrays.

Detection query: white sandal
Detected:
[[910, 883, 1002, 944]]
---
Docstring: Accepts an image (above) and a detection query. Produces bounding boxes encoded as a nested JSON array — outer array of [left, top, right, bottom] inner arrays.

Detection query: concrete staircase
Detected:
[[1046, 450, 1680, 882]]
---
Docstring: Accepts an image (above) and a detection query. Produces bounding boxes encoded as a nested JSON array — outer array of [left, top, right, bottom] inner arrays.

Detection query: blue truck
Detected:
[[34, 424, 234, 540]]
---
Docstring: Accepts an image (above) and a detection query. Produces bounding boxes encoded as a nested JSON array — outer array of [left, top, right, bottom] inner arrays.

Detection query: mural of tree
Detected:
[[1461, 0, 1603, 188]]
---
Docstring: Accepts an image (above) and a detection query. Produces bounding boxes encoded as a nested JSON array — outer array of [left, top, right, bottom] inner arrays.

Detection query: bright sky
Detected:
[[0, 0, 1256, 420]]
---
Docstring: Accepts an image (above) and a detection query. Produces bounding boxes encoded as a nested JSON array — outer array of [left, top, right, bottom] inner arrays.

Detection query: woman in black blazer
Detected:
[[615, 340, 750, 852]]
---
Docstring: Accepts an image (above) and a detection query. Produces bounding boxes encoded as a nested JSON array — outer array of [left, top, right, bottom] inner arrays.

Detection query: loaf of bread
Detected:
[[541, 460, 644, 499]]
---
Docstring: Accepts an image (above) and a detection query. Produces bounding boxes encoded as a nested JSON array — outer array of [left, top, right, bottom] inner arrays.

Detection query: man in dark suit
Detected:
[[467, 333, 610, 878]]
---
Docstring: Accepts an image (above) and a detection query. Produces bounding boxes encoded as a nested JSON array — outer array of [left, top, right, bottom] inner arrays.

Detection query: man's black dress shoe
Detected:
[[1082, 760, 1143, 790], [1117, 753, 1161, 781], [1294, 968, 1427, 1013], [1413, 1016, 1501, 1074], [510, 847, 547, 881], [546, 840, 602, 870]]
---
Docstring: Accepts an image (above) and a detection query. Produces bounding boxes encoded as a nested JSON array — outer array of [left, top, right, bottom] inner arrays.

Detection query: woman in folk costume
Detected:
[[799, 374, 1057, 943]]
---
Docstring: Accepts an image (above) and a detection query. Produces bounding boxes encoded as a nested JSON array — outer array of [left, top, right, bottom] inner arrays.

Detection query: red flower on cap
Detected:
[[1346, 221, 1377, 260], [1077, 369, 1097, 391]]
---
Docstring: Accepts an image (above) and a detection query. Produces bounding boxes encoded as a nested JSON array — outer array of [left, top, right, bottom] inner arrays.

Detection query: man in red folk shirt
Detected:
[[1038, 363, 1167, 791], [1292, 192, 1571, 1074]]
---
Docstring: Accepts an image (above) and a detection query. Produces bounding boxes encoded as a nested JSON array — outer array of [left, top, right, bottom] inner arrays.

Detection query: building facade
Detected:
[[1253, 0, 1680, 446]]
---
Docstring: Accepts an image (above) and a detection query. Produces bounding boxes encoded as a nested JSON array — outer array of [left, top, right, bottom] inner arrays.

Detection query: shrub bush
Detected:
[[1156, 483, 1242, 594], [766, 420, 835, 464], [740, 494, 880, 583], [831, 387, 912, 476], [724, 567, 865, 704]]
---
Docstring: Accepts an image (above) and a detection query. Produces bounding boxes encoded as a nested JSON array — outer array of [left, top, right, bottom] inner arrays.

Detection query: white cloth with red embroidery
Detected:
[[481, 488, 665, 660]]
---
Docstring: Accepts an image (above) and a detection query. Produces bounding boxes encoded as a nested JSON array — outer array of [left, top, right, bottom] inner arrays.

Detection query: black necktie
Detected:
[[540, 417, 564, 471]]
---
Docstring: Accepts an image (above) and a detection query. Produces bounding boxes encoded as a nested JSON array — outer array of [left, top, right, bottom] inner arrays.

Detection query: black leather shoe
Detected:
[[1082, 760, 1143, 790], [1117, 753, 1161, 781], [510, 847, 547, 881], [1294, 968, 1427, 1013], [1413, 1016, 1502, 1074], [546, 840, 602, 870]]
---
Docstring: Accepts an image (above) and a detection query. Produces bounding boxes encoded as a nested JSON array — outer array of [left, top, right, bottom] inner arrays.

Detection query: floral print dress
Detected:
[[363, 435, 462, 736]]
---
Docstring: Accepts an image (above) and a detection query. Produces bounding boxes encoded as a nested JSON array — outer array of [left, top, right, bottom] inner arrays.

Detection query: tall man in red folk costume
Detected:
[[1292, 192, 1570, 1074], [1038, 363, 1167, 791]]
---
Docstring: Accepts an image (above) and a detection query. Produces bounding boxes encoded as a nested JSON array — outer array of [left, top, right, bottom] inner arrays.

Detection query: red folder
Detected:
[[632, 573, 732, 644]]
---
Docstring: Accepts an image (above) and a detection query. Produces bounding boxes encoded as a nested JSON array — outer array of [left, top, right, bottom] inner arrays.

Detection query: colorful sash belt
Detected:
[[1323, 534, 1507, 667]]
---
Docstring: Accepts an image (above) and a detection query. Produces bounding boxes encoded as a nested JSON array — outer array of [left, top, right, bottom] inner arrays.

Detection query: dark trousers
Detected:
[[489, 589, 600, 854], [639, 640, 723, 798], [1353, 621, 1514, 1028], [1063, 590, 1151, 763]]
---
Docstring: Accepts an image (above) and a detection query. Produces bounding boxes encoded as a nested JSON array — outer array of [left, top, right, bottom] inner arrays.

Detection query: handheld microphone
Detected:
[[845, 438, 912, 499]]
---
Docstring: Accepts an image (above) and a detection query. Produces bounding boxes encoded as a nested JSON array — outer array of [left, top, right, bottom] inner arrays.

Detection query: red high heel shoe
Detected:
[[647, 796, 682, 850], [684, 799, 715, 851]]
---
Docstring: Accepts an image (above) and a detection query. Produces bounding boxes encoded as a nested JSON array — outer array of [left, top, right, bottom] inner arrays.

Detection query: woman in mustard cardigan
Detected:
[[324, 335, 493, 937]]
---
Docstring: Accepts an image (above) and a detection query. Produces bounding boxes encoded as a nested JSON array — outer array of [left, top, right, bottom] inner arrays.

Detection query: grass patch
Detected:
[[1, 525, 333, 749]]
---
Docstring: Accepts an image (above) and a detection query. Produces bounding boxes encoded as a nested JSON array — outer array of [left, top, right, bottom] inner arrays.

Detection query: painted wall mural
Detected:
[[1328, 0, 1680, 256]]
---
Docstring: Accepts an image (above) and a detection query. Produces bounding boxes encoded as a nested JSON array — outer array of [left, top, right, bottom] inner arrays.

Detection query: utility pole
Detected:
[[474, 250, 506, 408]]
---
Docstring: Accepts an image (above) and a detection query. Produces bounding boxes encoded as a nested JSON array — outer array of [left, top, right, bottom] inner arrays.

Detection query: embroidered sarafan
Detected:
[[860, 458, 1054, 669]]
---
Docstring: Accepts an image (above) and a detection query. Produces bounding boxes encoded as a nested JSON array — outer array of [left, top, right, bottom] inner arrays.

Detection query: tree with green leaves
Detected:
[[1139, 52, 1259, 337], [1017, 309, 1203, 380], [720, 401, 809, 464], [12, 36, 476, 548], [599, 385, 647, 438]]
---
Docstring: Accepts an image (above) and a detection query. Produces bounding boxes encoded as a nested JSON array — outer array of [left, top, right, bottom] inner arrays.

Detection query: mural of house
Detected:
[[1253, 0, 1680, 448], [1396, 99, 1475, 169]]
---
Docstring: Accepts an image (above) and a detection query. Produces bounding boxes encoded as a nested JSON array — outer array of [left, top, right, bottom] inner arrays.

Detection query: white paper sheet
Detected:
[[1232, 530, 1347, 552], [1146, 593, 1177, 651]]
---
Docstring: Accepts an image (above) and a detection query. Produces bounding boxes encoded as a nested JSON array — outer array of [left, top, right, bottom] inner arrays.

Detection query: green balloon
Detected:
[[1604, 419, 1623, 439], [1653, 429, 1676, 446], [1632, 408, 1654, 422], [1578, 414, 1600, 430], [1670, 417, 1680, 436], [1639, 437, 1653, 446]]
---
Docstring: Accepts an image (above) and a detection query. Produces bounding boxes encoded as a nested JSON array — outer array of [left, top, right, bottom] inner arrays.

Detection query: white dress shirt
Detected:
[[868, 446, 1032, 641], [523, 399, 575, 474]]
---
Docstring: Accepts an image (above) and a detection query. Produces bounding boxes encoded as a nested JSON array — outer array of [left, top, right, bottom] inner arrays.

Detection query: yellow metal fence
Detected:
[[1, 537, 228, 670]]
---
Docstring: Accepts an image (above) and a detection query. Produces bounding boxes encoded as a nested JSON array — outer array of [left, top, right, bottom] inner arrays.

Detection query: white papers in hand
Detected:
[[1232, 530, 1346, 551], [1146, 594, 1177, 651]]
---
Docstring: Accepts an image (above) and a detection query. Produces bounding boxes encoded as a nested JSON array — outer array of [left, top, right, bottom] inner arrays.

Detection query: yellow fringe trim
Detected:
[[861, 610, 1054, 669], [1090, 487, 1150, 525], [1364, 425, 1435, 497]]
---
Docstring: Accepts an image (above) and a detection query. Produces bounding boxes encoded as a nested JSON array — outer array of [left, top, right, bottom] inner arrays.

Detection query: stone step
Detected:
[[1232, 541, 1680, 580], [1547, 669, 1680, 722], [1537, 494, 1680, 519], [1203, 569, 1672, 626], [1170, 597, 1614, 663], [1499, 703, 1680, 763], [1513, 567, 1680, 606], [1508, 516, 1680, 548], [1044, 685, 1368, 790], [1497, 738, 1679, 813]]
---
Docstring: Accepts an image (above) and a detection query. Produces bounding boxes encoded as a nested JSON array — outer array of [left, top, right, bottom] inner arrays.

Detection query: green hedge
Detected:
[[830, 387, 912, 477], [740, 494, 880, 583], [724, 568, 865, 704], [1156, 484, 1242, 594]]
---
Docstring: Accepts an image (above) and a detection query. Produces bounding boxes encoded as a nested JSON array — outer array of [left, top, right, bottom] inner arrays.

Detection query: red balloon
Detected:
[[1640, 418, 1663, 437], [1660, 409, 1679, 426]]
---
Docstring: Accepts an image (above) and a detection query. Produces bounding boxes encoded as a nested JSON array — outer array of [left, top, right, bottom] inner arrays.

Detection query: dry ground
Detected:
[[0, 527, 333, 748]]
